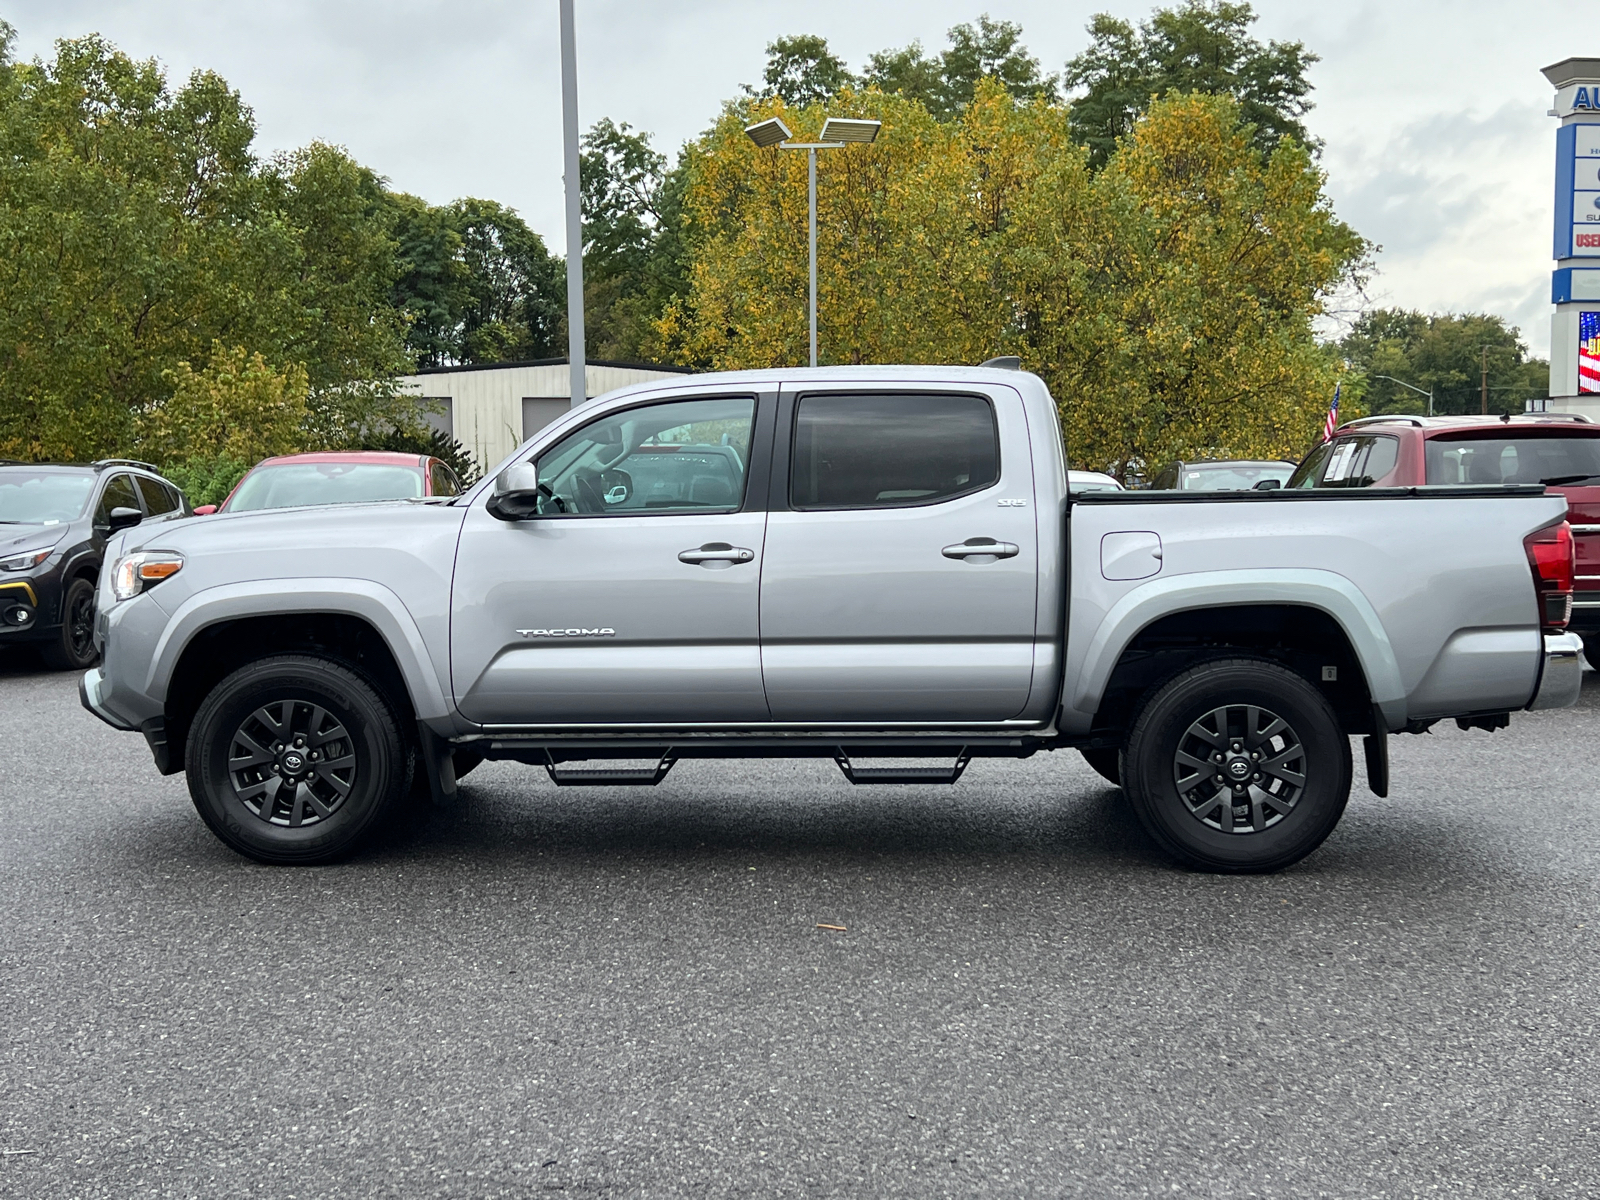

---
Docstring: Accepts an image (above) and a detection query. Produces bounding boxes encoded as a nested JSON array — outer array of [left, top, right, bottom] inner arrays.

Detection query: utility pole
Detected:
[[559, 0, 585, 410], [1480, 344, 1488, 415]]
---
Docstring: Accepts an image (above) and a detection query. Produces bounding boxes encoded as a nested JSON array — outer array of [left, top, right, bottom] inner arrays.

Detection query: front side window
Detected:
[[534, 396, 755, 516], [1286, 436, 1398, 488], [790, 393, 999, 509], [430, 462, 462, 497], [1424, 434, 1600, 485], [96, 474, 141, 524]]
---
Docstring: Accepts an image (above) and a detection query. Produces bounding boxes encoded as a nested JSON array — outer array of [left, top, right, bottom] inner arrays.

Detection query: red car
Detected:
[[194, 452, 464, 515], [1288, 413, 1600, 666]]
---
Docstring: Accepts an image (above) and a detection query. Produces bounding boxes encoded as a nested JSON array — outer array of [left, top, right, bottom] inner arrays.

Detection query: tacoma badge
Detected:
[[517, 627, 617, 638]]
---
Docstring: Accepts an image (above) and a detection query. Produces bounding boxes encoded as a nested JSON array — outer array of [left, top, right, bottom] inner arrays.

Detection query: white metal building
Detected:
[[396, 358, 694, 473]]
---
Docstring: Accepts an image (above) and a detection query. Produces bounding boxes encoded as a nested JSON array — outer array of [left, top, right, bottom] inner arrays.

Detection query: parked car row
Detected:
[[0, 451, 463, 670]]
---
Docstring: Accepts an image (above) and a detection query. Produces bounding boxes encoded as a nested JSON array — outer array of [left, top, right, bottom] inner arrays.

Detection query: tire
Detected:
[[1079, 746, 1121, 786], [1584, 637, 1600, 672], [185, 655, 409, 865], [1122, 658, 1351, 874], [39, 577, 98, 671]]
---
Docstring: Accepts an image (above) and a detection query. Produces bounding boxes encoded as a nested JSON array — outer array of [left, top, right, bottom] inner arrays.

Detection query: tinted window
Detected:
[[429, 462, 461, 497], [1286, 436, 1398, 488], [0, 470, 94, 524], [791, 393, 998, 509], [1425, 434, 1600, 485], [96, 474, 141, 523], [136, 475, 177, 514], [227, 463, 425, 511], [535, 396, 754, 516]]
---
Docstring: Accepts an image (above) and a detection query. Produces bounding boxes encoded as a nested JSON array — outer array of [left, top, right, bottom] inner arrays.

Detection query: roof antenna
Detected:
[[981, 356, 1021, 370], [1500, 411, 1511, 423]]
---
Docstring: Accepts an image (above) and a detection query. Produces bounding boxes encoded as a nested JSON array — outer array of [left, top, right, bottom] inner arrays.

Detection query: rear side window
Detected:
[[1286, 436, 1398, 488], [135, 476, 177, 514], [791, 393, 999, 509], [1425, 435, 1600, 485]]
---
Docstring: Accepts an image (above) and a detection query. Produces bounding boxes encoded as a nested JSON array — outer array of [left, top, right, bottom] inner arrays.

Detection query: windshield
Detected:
[[1424, 435, 1600, 485], [1181, 463, 1294, 490], [226, 463, 425, 512], [0, 470, 95, 524]]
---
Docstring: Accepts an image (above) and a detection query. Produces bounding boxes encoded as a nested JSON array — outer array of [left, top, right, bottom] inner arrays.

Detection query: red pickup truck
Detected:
[[1288, 413, 1600, 667]]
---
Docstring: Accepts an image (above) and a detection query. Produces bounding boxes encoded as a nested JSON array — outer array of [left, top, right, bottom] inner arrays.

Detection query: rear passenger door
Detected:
[[758, 385, 1039, 722]]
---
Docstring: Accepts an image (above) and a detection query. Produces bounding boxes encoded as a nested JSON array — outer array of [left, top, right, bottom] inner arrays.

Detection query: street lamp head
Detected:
[[819, 117, 881, 144], [744, 117, 793, 148]]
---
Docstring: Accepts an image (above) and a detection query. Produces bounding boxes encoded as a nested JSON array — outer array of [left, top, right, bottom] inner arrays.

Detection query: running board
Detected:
[[834, 748, 971, 785], [545, 756, 676, 787]]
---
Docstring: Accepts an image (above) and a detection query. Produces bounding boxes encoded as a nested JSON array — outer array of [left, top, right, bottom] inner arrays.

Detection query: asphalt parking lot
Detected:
[[1, 653, 1597, 1199]]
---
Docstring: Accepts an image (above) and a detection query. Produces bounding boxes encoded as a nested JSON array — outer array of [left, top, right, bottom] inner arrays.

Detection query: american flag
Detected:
[[1581, 312, 1600, 394], [1322, 383, 1341, 441]]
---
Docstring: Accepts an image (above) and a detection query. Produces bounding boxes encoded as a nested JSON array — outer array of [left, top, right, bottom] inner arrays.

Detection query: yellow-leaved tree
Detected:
[[136, 344, 310, 504], [659, 83, 1368, 478]]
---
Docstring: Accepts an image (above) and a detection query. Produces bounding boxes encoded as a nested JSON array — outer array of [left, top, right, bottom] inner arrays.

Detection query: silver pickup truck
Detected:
[[80, 366, 1585, 873]]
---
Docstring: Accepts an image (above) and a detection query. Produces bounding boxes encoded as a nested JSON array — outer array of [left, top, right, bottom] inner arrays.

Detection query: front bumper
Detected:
[[1528, 632, 1586, 711], [80, 667, 137, 730]]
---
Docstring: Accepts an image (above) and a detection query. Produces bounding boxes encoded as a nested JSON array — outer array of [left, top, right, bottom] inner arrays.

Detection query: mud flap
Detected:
[[415, 722, 458, 806]]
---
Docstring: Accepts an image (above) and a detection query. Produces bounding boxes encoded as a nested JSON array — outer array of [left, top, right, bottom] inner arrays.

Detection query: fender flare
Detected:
[[1069, 568, 1408, 730], [145, 577, 451, 721]]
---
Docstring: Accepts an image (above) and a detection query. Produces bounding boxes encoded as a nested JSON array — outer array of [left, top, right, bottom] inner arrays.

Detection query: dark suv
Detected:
[[0, 459, 190, 669]]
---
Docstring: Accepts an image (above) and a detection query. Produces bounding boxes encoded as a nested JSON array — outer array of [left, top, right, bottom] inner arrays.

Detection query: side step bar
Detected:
[[834, 747, 971, 785], [545, 754, 676, 787]]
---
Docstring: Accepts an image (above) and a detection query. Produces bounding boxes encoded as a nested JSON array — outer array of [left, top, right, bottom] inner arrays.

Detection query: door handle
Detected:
[[678, 542, 755, 565], [942, 538, 1019, 560]]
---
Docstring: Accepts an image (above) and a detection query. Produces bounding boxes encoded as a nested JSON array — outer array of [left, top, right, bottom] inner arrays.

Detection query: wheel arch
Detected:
[[153, 581, 450, 761], [1073, 572, 1406, 739]]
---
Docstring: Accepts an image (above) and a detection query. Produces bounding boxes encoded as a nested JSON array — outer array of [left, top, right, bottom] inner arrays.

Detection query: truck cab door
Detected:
[[758, 384, 1040, 722], [451, 391, 774, 726]]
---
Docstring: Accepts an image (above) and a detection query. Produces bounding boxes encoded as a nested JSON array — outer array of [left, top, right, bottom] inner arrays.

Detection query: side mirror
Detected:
[[486, 462, 542, 522], [1253, 479, 1282, 491], [192, 504, 217, 516], [106, 506, 143, 532]]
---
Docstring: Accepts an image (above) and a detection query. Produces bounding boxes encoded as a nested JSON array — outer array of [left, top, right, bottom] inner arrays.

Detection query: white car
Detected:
[[1068, 469, 1124, 493]]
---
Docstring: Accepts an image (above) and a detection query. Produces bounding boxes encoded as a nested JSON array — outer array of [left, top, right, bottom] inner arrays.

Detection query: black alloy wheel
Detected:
[[227, 700, 357, 828], [186, 655, 408, 865], [1122, 658, 1351, 873], [40, 577, 98, 671], [1172, 703, 1304, 834]]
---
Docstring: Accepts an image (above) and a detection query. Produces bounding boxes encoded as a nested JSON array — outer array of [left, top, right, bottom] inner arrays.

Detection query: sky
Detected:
[[2, 0, 1579, 357]]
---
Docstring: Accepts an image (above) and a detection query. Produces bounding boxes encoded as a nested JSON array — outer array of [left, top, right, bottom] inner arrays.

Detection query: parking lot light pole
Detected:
[[743, 116, 881, 369], [1373, 375, 1434, 418]]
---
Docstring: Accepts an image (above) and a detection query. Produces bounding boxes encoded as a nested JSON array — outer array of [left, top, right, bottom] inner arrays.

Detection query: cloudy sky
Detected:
[[3, 0, 1577, 356]]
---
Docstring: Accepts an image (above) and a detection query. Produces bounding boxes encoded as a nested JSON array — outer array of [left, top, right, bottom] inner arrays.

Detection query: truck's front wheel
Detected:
[[1122, 659, 1351, 873], [185, 655, 408, 865]]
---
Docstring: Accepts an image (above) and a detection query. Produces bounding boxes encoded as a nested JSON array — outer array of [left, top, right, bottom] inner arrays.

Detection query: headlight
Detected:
[[0, 549, 51, 572], [111, 551, 184, 602]]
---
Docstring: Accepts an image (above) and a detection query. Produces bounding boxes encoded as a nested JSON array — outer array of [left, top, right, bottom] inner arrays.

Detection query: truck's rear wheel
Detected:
[[1583, 636, 1599, 672], [185, 655, 407, 865], [1122, 658, 1351, 873]]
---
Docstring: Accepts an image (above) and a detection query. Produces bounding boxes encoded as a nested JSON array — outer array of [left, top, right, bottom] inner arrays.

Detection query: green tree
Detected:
[[1338, 310, 1548, 417], [580, 119, 691, 360], [754, 34, 855, 106], [387, 194, 563, 367], [1064, 1, 1318, 168], [864, 15, 1057, 120], [0, 25, 417, 461]]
